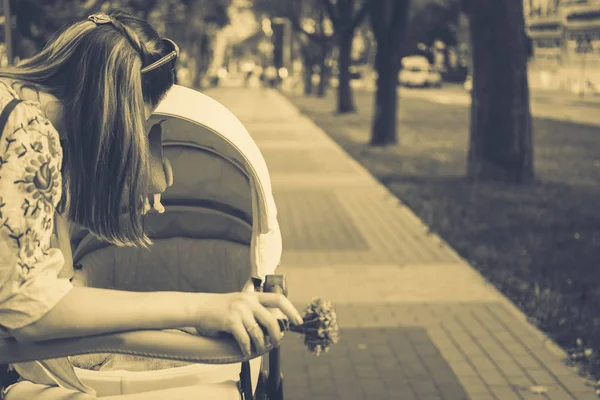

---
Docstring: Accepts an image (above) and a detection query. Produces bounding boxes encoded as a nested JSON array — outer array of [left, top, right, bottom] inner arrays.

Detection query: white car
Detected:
[[399, 56, 442, 88]]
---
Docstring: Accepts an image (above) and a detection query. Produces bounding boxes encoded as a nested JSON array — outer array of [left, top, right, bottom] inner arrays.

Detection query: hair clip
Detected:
[[88, 13, 114, 25]]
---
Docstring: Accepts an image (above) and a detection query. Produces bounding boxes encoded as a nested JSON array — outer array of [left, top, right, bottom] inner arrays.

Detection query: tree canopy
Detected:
[[8, 0, 231, 58]]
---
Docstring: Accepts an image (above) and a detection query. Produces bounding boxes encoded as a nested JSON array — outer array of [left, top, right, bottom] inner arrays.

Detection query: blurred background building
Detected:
[[525, 0, 600, 94]]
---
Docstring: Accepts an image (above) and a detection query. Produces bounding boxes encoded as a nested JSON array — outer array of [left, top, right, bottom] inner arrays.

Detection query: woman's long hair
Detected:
[[0, 10, 175, 247]]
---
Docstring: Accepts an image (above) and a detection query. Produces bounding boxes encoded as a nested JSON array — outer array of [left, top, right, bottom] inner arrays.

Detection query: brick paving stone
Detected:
[[310, 396, 338, 400], [360, 377, 388, 396], [348, 346, 376, 361], [489, 330, 519, 347], [370, 344, 396, 358], [456, 314, 489, 339], [381, 372, 410, 388], [437, 382, 469, 400], [457, 376, 490, 394], [336, 389, 368, 400], [427, 326, 453, 341], [465, 394, 495, 400], [542, 384, 580, 400], [542, 361, 580, 378], [308, 378, 338, 395], [437, 347, 469, 364], [441, 320, 469, 334], [472, 310, 507, 333], [403, 364, 431, 379], [495, 359, 528, 378], [416, 395, 444, 400], [451, 338, 487, 359], [554, 375, 597, 398], [355, 364, 380, 379], [504, 342, 531, 357], [422, 357, 455, 377], [516, 333, 556, 353], [388, 390, 420, 400], [392, 347, 421, 363], [479, 369, 510, 386], [447, 360, 479, 378], [468, 355, 497, 373], [525, 368, 560, 386], [430, 371, 462, 387], [283, 385, 312, 400], [282, 377, 309, 390], [375, 356, 400, 372], [484, 346, 518, 362], [410, 377, 442, 396], [507, 375, 536, 389], [415, 343, 442, 358], [534, 350, 570, 365], [407, 329, 435, 344], [331, 360, 358, 375], [429, 337, 462, 353], [488, 386, 523, 399]]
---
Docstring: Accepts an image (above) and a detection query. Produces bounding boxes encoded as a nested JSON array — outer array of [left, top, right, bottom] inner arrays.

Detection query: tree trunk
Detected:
[[369, 0, 411, 146], [300, 45, 315, 96], [192, 38, 203, 88], [336, 33, 356, 113], [199, 34, 212, 77], [465, 0, 534, 183], [303, 63, 314, 96], [370, 39, 401, 146], [316, 44, 330, 97]]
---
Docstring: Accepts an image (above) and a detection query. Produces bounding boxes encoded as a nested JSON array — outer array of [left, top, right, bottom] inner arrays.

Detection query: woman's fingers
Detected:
[[216, 292, 304, 358], [257, 293, 303, 325], [252, 303, 284, 346], [241, 312, 266, 354], [229, 318, 252, 356]]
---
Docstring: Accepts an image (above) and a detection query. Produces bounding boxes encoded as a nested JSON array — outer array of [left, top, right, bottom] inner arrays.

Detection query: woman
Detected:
[[0, 8, 302, 389]]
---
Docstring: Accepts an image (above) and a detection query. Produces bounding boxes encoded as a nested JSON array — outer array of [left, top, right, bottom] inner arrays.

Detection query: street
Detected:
[[392, 84, 600, 126]]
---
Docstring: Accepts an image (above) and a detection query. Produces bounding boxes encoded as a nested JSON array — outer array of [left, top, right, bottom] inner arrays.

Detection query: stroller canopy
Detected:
[[73, 84, 282, 281]]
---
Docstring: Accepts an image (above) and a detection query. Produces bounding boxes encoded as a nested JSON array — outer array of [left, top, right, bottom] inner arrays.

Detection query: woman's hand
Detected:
[[194, 292, 304, 356]]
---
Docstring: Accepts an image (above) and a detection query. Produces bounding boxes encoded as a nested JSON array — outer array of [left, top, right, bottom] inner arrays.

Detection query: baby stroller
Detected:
[[0, 85, 287, 399]]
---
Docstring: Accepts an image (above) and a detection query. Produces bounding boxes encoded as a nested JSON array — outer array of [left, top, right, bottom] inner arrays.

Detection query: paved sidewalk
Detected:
[[204, 87, 597, 400]]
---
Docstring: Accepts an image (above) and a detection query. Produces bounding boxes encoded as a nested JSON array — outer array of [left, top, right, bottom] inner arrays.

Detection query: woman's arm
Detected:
[[9, 286, 206, 342], [11, 285, 302, 357]]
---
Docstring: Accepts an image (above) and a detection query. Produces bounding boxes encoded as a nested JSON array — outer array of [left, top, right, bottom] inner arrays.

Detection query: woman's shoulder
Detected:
[[0, 80, 63, 163], [0, 79, 63, 226]]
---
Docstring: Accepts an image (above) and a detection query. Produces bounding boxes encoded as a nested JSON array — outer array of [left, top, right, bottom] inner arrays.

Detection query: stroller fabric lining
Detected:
[[70, 236, 252, 373]]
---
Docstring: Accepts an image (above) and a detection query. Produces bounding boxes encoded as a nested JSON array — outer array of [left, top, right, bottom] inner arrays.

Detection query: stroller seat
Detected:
[[72, 208, 253, 294]]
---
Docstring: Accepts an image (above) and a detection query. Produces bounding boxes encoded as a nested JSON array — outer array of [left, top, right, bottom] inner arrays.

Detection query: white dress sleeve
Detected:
[[0, 102, 73, 334]]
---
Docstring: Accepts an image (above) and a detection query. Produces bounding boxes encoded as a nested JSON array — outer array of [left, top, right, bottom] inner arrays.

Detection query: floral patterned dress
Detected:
[[0, 81, 73, 337]]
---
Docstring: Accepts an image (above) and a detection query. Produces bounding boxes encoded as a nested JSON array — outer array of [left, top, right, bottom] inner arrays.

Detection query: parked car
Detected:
[[399, 56, 442, 88]]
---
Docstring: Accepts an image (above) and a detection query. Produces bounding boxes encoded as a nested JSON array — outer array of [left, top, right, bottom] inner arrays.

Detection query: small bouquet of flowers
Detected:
[[288, 297, 340, 356]]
